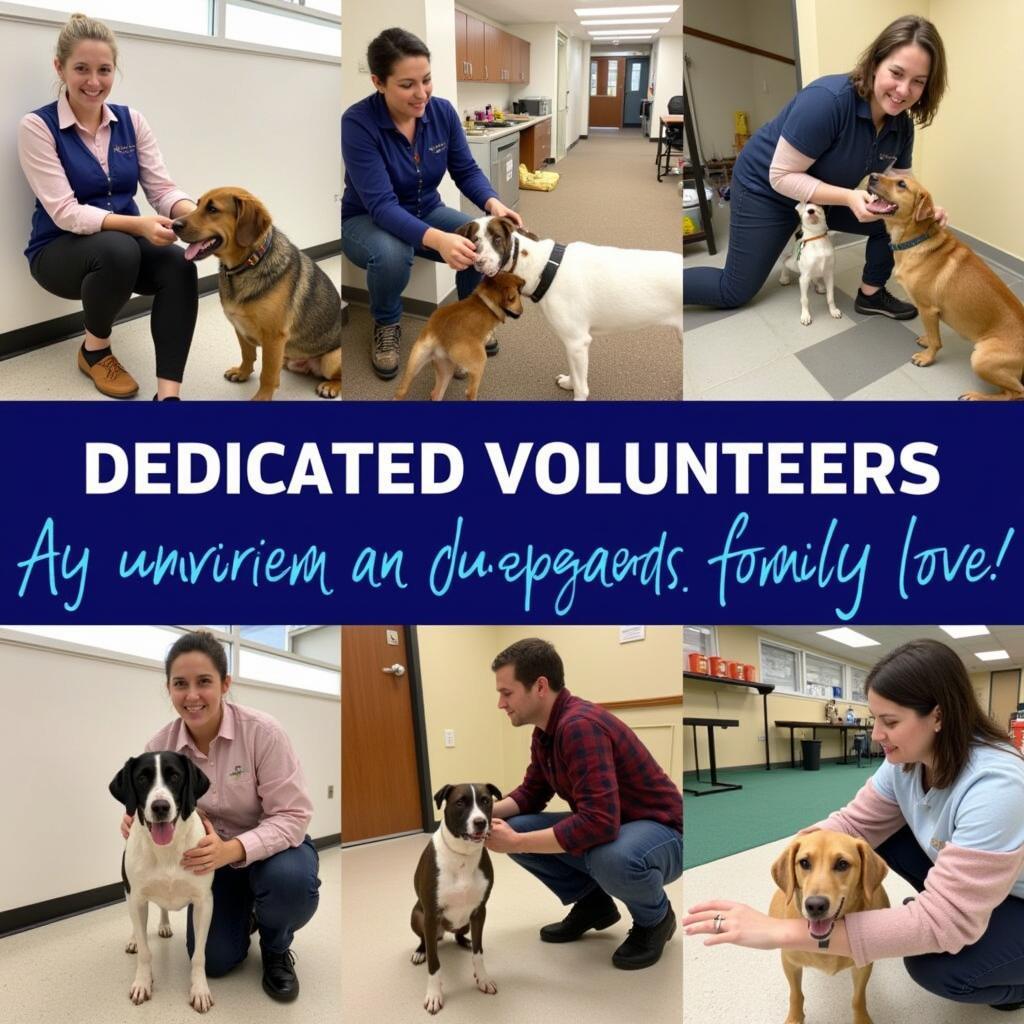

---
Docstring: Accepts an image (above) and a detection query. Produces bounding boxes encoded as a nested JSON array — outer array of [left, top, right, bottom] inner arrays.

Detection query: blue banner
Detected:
[[2, 400, 1018, 623]]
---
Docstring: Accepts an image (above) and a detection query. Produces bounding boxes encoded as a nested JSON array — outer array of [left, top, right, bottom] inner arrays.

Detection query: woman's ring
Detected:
[[713, 913, 724, 933]]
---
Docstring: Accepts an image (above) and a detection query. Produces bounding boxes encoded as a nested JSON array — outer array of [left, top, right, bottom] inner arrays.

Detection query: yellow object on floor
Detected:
[[683, 216, 699, 235], [519, 163, 560, 191]]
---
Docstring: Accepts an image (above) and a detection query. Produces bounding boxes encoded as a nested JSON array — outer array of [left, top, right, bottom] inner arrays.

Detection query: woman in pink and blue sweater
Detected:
[[684, 638, 1024, 1012]]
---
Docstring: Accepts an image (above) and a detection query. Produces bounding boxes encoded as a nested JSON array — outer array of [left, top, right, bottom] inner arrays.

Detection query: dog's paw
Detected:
[[411, 950, 426, 965], [800, 311, 812, 326], [129, 972, 153, 1005], [779, 272, 791, 285], [125, 940, 137, 954], [189, 981, 214, 1014], [474, 973, 497, 995], [249, 390, 275, 401], [223, 366, 252, 383], [910, 351, 935, 367], [555, 374, 573, 391], [814, 281, 826, 294], [158, 923, 173, 938], [316, 380, 341, 399], [829, 306, 842, 319], [958, 391, 985, 401], [423, 978, 444, 1014]]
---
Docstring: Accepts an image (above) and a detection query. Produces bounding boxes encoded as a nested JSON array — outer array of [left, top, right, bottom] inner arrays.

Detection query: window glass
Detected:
[[683, 626, 716, 657], [607, 62, 618, 97], [805, 652, 843, 699], [238, 648, 339, 695], [850, 667, 868, 704], [226, 3, 340, 56], [4, 625, 185, 662], [35, 1, 209, 35], [761, 642, 798, 692], [630, 64, 641, 91]]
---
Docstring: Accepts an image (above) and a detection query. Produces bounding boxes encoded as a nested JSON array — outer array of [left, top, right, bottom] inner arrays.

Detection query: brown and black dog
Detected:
[[173, 187, 342, 400], [770, 830, 889, 1024], [393, 272, 525, 401], [866, 173, 1024, 400]]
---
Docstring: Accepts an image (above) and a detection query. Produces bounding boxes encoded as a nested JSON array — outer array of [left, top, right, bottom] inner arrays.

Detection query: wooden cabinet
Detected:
[[519, 117, 552, 171], [455, 12, 528, 85]]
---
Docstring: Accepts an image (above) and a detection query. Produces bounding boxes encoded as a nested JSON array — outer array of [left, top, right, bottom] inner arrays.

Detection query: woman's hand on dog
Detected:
[[136, 215, 178, 246], [484, 198, 524, 229], [435, 231, 480, 270], [181, 817, 245, 874], [683, 900, 799, 949], [847, 189, 883, 223], [120, 812, 133, 839]]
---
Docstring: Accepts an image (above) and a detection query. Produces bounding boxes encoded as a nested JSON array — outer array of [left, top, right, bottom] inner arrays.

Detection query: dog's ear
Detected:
[[913, 189, 935, 223], [795, 202, 807, 215], [455, 221, 478, 241], [109, 757, 138, 815], [433, 785, 453, 809], [486, 784, 502, 800], [771, 841, 800, 905], [516, 224, 540, 242], [235, 192, 272, 248], [179, 758, 210, 821], [511, 274, 526, 292], [854, 838, 888, 902]]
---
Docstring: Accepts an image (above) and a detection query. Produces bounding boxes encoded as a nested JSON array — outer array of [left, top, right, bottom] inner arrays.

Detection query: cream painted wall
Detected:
[[417, 626, 683, 822], [650, 36, 684, 142], [792, 0, 1022, 259], [0, 638, 339, 912]]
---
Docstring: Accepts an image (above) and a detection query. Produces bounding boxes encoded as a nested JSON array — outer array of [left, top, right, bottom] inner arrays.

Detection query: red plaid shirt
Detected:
[[507, 688, 683, 856]]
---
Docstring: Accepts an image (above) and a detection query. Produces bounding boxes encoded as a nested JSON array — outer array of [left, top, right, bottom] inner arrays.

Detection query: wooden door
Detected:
[[499, 31, 512, 83], [589, 57, 625, 128], [467, 15, 485, 81], [455, 10, 468, 82], [484, 22, 501, 83], [990, 669, 1022, 732], [521, 39, 530, 84], [510, 34, 520, 85], [341, 626, 424, 843]]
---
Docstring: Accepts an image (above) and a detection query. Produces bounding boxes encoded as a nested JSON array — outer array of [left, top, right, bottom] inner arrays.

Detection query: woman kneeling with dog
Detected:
[[19, 13, 197, 400], [684, 638, 1024, 1012], [341, 27, 522, 380], [119, 631, 321, 1003]]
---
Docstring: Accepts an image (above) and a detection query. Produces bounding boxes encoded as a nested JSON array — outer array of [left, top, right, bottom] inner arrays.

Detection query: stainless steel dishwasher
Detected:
[[491, 133, 520, 210]]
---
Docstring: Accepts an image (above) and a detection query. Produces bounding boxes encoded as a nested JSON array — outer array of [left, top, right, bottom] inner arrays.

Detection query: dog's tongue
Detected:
[[808, 917, 834, 939], [183, 241, 206, 262], [866, 198, 896, 215], [150, 822, 175, 846]]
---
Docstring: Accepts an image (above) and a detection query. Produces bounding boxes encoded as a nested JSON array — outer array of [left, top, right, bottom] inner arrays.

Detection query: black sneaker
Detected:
[[371, 321, 401, 379], [611, 903, 677, 970], [990, 1002, 1024, 1011], [539, 888, 620, 943], [485, 333, 499, 356], [261, 947, 299, 1002], [854, 286, 917, 320]]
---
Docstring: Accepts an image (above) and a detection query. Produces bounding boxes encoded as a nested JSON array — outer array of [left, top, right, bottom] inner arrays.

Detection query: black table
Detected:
[[683, 716, 740, 796], [774, 720, 867, 768], [685, 672, 775, 769]]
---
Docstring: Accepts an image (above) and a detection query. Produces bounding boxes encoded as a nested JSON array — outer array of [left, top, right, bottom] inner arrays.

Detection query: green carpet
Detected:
[[684, 760, 877, 868]]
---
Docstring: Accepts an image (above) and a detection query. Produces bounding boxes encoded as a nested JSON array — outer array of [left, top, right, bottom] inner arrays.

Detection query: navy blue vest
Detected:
[[25, 100, 141, 263]]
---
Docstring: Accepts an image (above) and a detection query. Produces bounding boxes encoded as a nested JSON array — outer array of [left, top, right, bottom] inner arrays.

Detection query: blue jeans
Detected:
[[186, 836, 321, 976], [683, 175, 894, 308], [341, 205, 483, 324], [506, 813, 683, 927], [877, 825, 1024, 1007]]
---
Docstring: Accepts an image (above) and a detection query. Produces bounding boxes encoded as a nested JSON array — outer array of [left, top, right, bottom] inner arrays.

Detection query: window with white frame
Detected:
[[684, 625, 717, 658], [761, 641, 799, 692], [805, 652, 843, 700], [850, 666, 868, 703], [225, 2, 340, 57], [22, 1, 210, 34]]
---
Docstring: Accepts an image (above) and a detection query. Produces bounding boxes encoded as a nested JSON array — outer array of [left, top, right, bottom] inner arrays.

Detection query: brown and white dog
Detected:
[[866, 173, 1024, 400], [457, 216, 682, 400], [394, 272, 525, 400], [173, 187, 342, 400], [411, 784, 501, 1014], [770, 830, 889, 1024]]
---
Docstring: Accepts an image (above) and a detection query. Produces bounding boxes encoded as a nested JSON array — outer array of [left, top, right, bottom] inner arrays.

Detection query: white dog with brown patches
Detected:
[[779, 202, 842, 326], [457, 216, 682, 401]]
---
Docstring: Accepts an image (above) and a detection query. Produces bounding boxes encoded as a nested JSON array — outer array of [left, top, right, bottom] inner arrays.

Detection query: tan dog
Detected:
[[173, 188, 342, 400], [866, 173, 1024, 400], [770, 830, 889, 1024], [394, 272, 525, 401]]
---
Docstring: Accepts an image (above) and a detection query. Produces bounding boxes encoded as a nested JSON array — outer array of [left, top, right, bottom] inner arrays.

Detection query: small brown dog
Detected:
[[173, 187, 342, 400], [393, 272, 525, 401], [770, 830, 889, 1024], [867, 173, 1024, 400]]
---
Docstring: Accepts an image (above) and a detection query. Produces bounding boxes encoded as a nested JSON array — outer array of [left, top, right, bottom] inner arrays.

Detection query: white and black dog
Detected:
[[411, 783, 502, 1014], [109, 752, 214, 1013], [457, 217, 682, 401], [779, 201, 842, 325]]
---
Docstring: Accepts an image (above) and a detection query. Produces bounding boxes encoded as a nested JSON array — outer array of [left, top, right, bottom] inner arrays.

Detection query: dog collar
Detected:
[[530, 243, 567, 303], [477, 290, 519, 321], [889, 228, 934, 251], [223, 227, 274, 276], [797, 232, 829, 259]]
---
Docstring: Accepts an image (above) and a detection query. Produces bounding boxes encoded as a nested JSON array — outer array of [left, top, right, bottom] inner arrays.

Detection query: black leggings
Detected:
[[30, 231, 198, 382]]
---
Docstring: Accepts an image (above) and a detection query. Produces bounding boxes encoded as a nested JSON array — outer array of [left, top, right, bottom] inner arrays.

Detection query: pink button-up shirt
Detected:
[[18, 92, 191, 236], [147, 701, 313, 867]]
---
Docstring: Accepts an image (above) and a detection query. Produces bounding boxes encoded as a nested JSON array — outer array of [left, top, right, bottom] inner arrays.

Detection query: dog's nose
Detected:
[[171, 219, 185, 235], [151, 799, 171, 819], [804, 896, 830, 918], [471, 817, 487, 833]]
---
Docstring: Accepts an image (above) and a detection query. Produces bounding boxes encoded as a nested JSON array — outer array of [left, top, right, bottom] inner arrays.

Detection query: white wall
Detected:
[[0, 636, 339, 912], [567, 35, 586, 147], [3, 10, 340, 336], [651, 35, 683, 142]]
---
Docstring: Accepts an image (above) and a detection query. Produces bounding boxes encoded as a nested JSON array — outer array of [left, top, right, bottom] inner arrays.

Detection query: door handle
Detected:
[[382, 663, 406, 677]]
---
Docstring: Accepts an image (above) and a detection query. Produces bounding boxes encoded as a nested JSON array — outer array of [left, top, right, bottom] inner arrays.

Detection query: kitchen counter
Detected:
[[463, 114, 551, 145]]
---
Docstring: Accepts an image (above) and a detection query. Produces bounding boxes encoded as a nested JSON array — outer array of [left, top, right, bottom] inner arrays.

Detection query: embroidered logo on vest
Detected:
[[112, 143, 136, 155], [228, 764, 249, 779], [930, 836, 946, 852], [428, 141, 448, 155]]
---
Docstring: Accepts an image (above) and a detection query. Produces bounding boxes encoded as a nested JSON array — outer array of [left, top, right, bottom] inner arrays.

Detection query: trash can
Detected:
[[801, 739, 822, 771]]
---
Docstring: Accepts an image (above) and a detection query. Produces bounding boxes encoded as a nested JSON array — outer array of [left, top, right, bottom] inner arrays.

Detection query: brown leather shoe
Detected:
[[77, 348, 139, 398]]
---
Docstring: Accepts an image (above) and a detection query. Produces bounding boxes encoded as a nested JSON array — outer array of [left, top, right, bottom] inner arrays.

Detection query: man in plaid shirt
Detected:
[[485, 638, 683, 969]]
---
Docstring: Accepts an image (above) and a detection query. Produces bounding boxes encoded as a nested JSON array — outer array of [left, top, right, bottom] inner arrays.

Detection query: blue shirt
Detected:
[[734, 74, 914, 204], [872, 741, 1024, 899], [341, 92, 497, 247]]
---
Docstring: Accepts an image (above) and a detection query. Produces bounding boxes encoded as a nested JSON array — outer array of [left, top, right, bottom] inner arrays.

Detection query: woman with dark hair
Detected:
[[684, 15, 950, 317], [341, 27, 523, 379], [118, 631, 321, 1004], [683, 638, 1024, 1011]]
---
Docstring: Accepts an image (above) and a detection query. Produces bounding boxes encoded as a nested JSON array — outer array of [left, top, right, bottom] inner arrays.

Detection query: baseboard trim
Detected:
[[1, 239, 343, 362], [684, 755, 880, 777], [340, 286, 459, 320], [0, 832, 342, 938]]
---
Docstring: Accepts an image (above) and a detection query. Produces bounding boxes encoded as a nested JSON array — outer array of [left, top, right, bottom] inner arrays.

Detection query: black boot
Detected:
[[611, 903, 677, 970], [539, 888, 620, 943], [990, 1002, 1024, 1011], [261, 947, 299, 1002]]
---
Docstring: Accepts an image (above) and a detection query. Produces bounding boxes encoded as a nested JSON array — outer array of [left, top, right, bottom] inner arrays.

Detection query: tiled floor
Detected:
[[684, 202, 1024, 401]]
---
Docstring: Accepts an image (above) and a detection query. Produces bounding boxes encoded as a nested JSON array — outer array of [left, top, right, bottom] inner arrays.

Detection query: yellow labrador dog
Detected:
[[770, 830, 889, 1024]]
